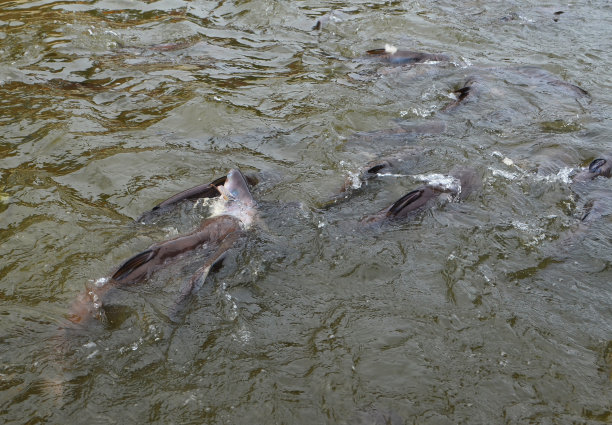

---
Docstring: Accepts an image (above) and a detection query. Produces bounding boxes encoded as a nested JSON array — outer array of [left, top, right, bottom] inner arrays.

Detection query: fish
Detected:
[[365, 186, 440, 223], [323, 146, 428, 209], [573, 156, 612, 182], [349, 121, 447, 145], [442, 77, 480, 111], [66, 169, 256, 326], [136, 173, 258, 223], [365, 45, 450, 65], [580, 190, 612, 223], [361, 168, 480, 224], [574, 157, 612, 223]]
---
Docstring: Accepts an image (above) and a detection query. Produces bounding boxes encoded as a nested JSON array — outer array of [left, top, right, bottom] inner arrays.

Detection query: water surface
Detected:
[[1, 0, 612, 423]]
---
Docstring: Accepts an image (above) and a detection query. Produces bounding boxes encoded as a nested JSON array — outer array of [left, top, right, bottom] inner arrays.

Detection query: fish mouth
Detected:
[[217, 169, 255, 206], [215, 169, 256, 227]]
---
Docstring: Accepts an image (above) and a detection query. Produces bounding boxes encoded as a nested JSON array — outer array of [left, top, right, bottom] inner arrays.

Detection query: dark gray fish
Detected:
[[350, 121, 447, 145], [552, 156, 612, 251], [111, 215, 242, 285], [379, 186, 439, 220], [508, 66, 589, 98], [580, 191, 612, 223], [365, 47, 450, 65], [443, 66, 588, 115], [324, 145, 429, 209], [67, 169, 256, 327], [442, 77, 480, 111], [574, 156, 612, 182], [137, 173, 258, 223], [362, 168, 479, 224]]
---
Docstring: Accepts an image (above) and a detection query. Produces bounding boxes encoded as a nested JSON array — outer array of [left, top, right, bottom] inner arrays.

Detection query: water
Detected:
[[1, 1, 612, 423]]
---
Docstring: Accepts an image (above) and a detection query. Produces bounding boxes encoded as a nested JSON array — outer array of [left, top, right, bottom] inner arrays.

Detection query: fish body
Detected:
[[365, 47, 449, 65], [67, 169, 255, 326], [362, 168, 479, 224], [574, 156, 612, 182]]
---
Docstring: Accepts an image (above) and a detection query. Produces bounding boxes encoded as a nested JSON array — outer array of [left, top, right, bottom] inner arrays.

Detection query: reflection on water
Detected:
[[1, 0, 612, 423]]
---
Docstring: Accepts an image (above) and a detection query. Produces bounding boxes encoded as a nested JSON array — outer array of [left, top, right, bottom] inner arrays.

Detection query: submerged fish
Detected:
[[442, 77, 480, 112], [580, 190, 612, 223], [573, 156, 612, 182], [362, 168, 480, 224], [365, 45, 450, 65], [574, 156, 612, 224], [67, 169, 256, 326]]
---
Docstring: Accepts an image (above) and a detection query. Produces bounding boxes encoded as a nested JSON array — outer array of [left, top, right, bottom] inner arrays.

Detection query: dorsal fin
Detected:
[[387, 189, 424, 216], [154, 175, 227, 210], [366, 48, 388, 56], [367, 163, 388, 174], [111, 249, 155, 283]]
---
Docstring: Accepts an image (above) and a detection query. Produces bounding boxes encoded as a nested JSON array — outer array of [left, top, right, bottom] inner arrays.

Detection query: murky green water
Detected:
[[1, 0, 612, 423]]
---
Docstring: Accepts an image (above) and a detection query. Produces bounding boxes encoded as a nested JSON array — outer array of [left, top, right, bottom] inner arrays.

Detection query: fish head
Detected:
[[574, 156, 612, 181], [588, 157, 612, 178], [218, 169, 254, 204], [216, 169, 256, 226]]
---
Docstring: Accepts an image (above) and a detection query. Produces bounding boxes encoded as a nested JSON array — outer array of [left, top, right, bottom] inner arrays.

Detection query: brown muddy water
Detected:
[[1, 0, 612, 423]]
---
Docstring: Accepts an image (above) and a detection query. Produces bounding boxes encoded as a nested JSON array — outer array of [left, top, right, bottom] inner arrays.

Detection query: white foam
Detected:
[[208, 196, 228, 217], [489, 167, 519, 181], [93, 277, 108, 287], [511, 220, 530, 232], [346, 171, 362, 190], [375, 172, 411, 178], [411, 107, 434, 117], [413, 173, 461, 193], [492, 151, 519, 169], [162, 226, 179, 236], [232, 327, 251, 344], [459, 57, 472, 67], [533, 167, 574, 184], [385, 43, 398, 54]]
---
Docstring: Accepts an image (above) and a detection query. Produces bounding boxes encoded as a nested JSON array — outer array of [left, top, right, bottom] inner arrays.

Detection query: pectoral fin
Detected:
[[366, 162, 390, 175], [111, 249, 156, 283]]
